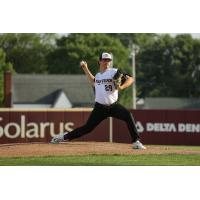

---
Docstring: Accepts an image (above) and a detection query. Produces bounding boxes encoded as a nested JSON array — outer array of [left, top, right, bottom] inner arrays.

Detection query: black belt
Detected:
[[95, 101, 118, 108]]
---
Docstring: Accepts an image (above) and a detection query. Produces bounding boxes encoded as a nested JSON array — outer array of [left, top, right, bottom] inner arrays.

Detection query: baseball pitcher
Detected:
[[51, 52, 146, 149]]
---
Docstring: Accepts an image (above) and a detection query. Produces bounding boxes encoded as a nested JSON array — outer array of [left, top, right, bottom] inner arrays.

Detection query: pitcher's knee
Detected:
[[123, 112, 133, 121]]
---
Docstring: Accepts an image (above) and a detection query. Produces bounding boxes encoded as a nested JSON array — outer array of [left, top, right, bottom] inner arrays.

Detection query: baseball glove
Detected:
[[113, 69, 127, 88]]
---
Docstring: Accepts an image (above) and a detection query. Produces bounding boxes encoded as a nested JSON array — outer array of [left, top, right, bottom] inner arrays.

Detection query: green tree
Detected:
[[137, 34, 200, 98], [137, 34, 174, 97], [171, 34, 200, 97], [192, 38, 200, 96], [47, 33, 130, 74], [107, 33, 157, 49], [0, 33, 57, 73], [0, 48, 14, 106]]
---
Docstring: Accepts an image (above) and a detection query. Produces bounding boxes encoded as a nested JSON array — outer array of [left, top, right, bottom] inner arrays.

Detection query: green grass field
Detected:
[[1, 154, 200, 166], [1, 145, 200, 166]]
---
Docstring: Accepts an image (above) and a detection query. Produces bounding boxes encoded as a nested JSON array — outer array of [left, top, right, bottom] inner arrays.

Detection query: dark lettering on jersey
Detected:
[[105, 85, 113, 91], [96, 79, 112, 85]]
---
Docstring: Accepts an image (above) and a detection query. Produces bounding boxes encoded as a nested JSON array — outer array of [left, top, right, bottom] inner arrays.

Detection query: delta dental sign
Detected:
[[136, 122, 200, 133]]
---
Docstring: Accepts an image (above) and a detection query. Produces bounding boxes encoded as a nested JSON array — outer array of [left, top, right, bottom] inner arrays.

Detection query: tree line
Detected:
[[0, 33, 200, 107]]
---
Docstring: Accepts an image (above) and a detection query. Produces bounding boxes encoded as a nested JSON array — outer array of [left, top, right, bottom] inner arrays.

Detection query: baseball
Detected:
[[80, 61, 86, 67]]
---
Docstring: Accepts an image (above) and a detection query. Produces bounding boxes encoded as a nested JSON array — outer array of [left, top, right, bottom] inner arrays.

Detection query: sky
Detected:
[[170, 33, 200, 38], [59, 33, 200, 39]]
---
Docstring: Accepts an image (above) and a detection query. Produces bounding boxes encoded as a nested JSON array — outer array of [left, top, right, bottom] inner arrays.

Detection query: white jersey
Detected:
[[94, 68, 118, 105]]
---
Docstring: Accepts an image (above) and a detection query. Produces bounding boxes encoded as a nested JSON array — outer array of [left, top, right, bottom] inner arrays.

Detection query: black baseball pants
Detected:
[[64, 102, 140, 143]]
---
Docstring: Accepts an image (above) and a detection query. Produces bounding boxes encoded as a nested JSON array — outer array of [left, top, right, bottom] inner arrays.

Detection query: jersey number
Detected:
[[105, 85, 112, 91]]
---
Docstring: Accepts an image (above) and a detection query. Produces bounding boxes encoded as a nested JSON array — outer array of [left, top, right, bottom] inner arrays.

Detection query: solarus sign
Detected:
[[0, 115, 74, 139]]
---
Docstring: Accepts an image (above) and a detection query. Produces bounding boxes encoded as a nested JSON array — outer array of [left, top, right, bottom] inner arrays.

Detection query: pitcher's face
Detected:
[[99, 59, 111, 68]]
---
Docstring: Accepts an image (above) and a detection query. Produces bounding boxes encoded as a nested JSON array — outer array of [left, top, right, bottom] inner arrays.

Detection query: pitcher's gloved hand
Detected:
[[113, 69, 127, 89]]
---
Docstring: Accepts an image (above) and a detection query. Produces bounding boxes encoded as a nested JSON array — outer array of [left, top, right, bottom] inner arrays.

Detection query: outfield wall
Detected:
[[0, 109, 200, 145]]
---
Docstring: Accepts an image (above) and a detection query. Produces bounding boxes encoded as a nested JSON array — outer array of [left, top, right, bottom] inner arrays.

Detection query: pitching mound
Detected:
[[0, 142, 200, 157]]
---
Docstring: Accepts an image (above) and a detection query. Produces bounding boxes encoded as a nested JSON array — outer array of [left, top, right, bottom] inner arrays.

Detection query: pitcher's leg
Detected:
[[110, 103, 139, 142], [64, 105, 108, 141]]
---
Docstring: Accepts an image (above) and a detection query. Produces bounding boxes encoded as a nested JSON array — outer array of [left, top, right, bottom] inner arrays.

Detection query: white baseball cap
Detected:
[[99, 52, 112, 60]]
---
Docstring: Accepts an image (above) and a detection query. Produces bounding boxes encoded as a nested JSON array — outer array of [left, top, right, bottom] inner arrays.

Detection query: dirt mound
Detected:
[[0, 142, 200, 157]]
